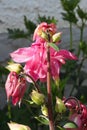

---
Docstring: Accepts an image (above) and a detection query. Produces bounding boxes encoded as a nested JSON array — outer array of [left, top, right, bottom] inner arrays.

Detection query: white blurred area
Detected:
[[0, 0, 87, 33]]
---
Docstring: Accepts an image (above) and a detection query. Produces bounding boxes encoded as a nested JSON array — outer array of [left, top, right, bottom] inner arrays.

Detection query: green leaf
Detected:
[[24, 99, 34, 105], [77, 6, 87, 20], [61, 12, 78, 23], [63, 121, 78, 128], [48, 43, 59, 51], [35, 115, 49, 125], [57, 125, 65, 130], [60, 0, 80, 12], [37, 15, 57, 24], [24, 16, 36, 34], [7, 28, 28, 39]]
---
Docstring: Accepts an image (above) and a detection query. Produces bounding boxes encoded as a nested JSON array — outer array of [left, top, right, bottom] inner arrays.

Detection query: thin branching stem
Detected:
[[21, 72, 41, 92]]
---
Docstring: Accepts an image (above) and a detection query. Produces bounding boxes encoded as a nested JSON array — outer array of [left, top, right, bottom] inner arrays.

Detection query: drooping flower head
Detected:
[[33, 22, 57, 41], [64, 98, 87, 129], [5, 71, 27, 105]]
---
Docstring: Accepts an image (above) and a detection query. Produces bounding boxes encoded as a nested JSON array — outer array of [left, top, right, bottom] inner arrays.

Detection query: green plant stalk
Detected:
[[70, 22, 73, 50], [7, 102, 11, 119], [76, 56, 86, 86], [22, 73, 41, 92], [80, 24, 84, 42], [78, 21, 84, 56], [70, 56, 87, 96], [46, 44, 55, 130]]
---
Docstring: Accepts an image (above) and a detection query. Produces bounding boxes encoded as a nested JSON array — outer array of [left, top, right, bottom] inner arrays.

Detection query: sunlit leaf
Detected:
[[48, 43, 59, 51], [57, 125, 65, 130], [35, 115, 49, 125], [63, 121, 77, 128], [24, 99, 34, 105]]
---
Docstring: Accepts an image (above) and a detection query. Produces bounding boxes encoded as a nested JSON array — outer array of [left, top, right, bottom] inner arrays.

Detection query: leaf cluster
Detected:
[[37, 15, 57, 24], [60, 0, 80, 12], [60, 0, 80, 24]]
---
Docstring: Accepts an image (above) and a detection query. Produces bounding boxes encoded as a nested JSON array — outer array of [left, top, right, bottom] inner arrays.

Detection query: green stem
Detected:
[[7, 102, 11, 119], [70, 56, 87, 96], [76, 56, 86, 86], [21, 73, 41, 92], [77, 22, 84, 57], [80, 23, 84, 42], [47, 44, 55, 130], [70, 22, 73, 50]]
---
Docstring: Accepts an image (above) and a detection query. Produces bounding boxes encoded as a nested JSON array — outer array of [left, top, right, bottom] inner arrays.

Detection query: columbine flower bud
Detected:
[[54, 77, 60, 87], [55, 97, 66, 113], [52, 32, 62, 43], [40, 31, 48, 41], [8, 122, 31, 130], [30, 90, 45, 105], [6, 62, 22, 73], [41, 105, 48, 116]]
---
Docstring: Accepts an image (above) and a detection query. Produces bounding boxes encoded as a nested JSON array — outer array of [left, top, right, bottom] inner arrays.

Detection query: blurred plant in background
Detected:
[[7, 15, 57, 41], [60, 0, 87, 102]]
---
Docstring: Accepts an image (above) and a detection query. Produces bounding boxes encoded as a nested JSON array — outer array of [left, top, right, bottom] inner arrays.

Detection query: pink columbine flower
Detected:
[[64, 98, 87, 129], [69, 105, 87, 129], [10, 22, 77, 82], [10, 38, 77, 82], [5, 71, 27, 105]]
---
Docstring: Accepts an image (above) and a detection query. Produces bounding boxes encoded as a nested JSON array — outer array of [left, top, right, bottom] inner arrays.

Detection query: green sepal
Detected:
[[35, 115, 49, 125], [48, 43, 59, 51]]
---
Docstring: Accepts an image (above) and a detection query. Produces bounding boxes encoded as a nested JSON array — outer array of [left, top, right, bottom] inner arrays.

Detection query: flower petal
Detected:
[[10, 47, 33, 63]]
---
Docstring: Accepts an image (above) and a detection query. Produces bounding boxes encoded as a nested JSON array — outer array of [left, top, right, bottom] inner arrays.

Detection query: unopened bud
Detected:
[[8, 122, 31, 130], [54, 77, 60, 87], [52, 32, 62, 43], [30, 90, 45, 105], [6, 62, 22, 73], [41, 105, 48, 116], [40, 31, 48, 41], [55, 97, 66, 113]]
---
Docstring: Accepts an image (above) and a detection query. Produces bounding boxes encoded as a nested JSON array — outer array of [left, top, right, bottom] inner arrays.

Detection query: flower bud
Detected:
[[40, 31, 48, 41], [52, 32, 62, 43], [30, 90, 45, 105], [6, 62, 22, 73], [41, 105, 48, 116], [54, 77, 60, 87], [8, 122, 31, 130], [55, 97, 66, 113]]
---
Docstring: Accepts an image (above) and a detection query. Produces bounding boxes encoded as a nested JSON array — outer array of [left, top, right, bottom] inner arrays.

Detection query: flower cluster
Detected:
[[5, 22, 77, 106]]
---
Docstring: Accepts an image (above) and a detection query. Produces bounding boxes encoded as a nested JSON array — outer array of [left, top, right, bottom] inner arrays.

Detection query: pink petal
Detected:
[[57, 50, 77, 60], [10, 47, 33, 63]]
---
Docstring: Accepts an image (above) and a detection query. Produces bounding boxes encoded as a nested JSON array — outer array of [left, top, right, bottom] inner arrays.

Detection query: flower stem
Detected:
[[70, 22, 73, 50], [46, 44, 55, 130], [21, 73, 40, 92]]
